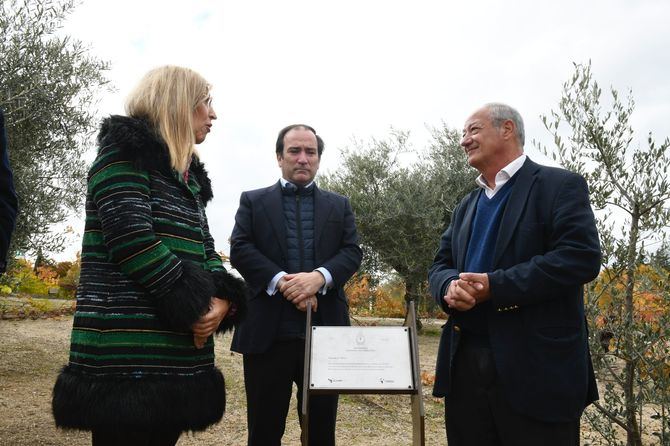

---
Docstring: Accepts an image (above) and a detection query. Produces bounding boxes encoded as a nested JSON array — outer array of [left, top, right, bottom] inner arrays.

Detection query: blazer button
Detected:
[[453, 325, 461, 332]]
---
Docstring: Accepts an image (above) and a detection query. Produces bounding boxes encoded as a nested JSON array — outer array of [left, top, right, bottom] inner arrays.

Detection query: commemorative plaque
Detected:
[[301, 301, 425, 445], [309, 326, 414, 390]]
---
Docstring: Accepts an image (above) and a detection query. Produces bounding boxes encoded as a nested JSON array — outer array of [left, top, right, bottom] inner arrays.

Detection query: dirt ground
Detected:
[[0, 316, 446, 445], [0, 316, 659, 445]]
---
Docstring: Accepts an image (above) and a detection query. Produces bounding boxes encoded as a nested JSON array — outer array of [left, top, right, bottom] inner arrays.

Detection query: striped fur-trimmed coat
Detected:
[[52, 115, 246, 432]]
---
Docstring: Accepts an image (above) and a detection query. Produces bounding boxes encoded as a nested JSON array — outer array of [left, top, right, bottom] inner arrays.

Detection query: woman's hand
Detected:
[[192, 297, 230, 349]]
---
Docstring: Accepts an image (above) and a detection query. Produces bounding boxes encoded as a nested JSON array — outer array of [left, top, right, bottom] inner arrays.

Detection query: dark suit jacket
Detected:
[[230, 181, 362, 354], [428, 158, 601, 423], [0, 109, 18, 271]]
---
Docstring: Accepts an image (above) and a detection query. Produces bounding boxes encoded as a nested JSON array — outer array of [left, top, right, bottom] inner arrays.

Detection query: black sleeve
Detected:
[[0, 109, 18, 271]]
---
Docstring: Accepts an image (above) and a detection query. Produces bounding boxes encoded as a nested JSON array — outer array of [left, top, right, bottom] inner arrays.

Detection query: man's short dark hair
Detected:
[[275, 124, 324, 157]]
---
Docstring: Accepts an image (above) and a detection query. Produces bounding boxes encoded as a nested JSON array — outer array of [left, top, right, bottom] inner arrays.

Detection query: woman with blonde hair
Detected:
[[52, 65, 246, 446]]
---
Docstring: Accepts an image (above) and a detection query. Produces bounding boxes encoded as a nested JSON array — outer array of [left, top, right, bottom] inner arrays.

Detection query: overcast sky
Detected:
[[55, 0, 670, 260]]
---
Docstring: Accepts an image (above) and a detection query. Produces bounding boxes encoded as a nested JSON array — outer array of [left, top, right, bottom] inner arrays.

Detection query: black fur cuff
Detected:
[[158, 261, 214, 332], [211, 270, 248, 333]]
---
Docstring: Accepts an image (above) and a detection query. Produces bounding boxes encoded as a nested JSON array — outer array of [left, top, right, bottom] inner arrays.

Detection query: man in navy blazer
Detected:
[[0, 109, 18, 274], [230, 124, 362, 446], [428, 103, 601, 445]]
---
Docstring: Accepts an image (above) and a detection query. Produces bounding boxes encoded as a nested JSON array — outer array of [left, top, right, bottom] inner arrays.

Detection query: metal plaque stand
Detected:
[[300, 301, 425, 445]]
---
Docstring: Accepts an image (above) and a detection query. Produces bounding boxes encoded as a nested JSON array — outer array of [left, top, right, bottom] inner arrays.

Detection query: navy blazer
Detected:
[[0, 109, 18, 270], [428, 158, 601, 423], [230, 181, 362, 354]]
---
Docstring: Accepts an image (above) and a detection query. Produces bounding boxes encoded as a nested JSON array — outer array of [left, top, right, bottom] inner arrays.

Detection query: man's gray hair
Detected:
[[485, 102, 525, 147]]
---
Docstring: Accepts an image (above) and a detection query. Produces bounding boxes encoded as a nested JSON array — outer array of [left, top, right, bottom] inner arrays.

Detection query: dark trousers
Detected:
[[445, 335, 580, 446], [243, 338, 338, 446], [91, 429, 180, 446]]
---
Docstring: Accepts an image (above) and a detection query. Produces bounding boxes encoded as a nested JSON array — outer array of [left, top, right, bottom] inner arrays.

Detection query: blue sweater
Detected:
[[455, 176, 517, 335]]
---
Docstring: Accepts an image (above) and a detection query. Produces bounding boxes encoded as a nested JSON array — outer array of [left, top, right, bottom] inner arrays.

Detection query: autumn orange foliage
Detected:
[[590, 264, 670, 385], [345, 274, 405, 318], [36, 266, 58, 285], [420, 370, 436, 386], [591, 264, 670, 326]]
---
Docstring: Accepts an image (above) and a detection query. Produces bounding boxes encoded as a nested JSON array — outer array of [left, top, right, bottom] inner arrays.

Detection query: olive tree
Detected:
[[321, 124, 476, 320], [537, 62, 670, 446], [0, 0, 110, 257]]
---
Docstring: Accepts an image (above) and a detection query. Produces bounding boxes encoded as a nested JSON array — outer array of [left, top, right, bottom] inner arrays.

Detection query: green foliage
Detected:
[[1, 251, 79, 298], [57, 252, 80, 298], [0, 0, 110, 257], [26, 297, 55, 313], [321, 124, 476, 318], [537, 61, 670, 446], [4, 258, 49, 294], [649, 241, 670, 271], [0, 295, 75, 319]]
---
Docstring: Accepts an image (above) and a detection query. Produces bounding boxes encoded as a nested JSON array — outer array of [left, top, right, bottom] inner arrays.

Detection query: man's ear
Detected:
[[501, 119, 515, 140]]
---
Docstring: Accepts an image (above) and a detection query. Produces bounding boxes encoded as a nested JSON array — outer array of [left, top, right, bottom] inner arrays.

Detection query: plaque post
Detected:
[[405, 301, 425, 446], [301, 300, 425, 446], [301, 300, 313, 446]]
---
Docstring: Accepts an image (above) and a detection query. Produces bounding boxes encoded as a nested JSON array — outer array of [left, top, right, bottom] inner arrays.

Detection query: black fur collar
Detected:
[[97, 115, 213, 204], [191, 157, 213, 205]]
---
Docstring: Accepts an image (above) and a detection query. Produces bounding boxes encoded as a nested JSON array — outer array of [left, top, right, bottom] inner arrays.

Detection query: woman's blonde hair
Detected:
[[125, 65, 210, 173]]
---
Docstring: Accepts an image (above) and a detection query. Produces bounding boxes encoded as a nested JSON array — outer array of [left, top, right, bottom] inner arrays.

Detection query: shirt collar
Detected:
[[475, 154, 527, 191], [280, 178, 315, 189]]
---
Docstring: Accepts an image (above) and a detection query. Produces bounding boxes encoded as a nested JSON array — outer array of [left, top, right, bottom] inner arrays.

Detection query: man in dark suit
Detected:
[[428, 103, 601, 445], [0, 109, 18, 274], [230, 124, 362, 446]]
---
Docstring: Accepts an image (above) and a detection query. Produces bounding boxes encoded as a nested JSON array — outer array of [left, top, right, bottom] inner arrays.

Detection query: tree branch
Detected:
[[592, 401, 629, 431]]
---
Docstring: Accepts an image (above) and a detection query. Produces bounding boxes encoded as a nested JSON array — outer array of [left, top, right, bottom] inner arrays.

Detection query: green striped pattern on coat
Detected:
[[69, 144, 222, 377]]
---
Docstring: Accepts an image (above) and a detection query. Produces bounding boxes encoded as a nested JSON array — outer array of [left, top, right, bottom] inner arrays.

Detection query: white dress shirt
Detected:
[[475, 154, 527, 198]]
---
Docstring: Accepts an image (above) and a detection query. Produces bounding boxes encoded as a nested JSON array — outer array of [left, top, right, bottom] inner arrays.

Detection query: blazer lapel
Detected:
[[262, 182, 288, 259], [314, 186, 333, 251], [492, 158, 538, 266], [457, 190, 480, 270]]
